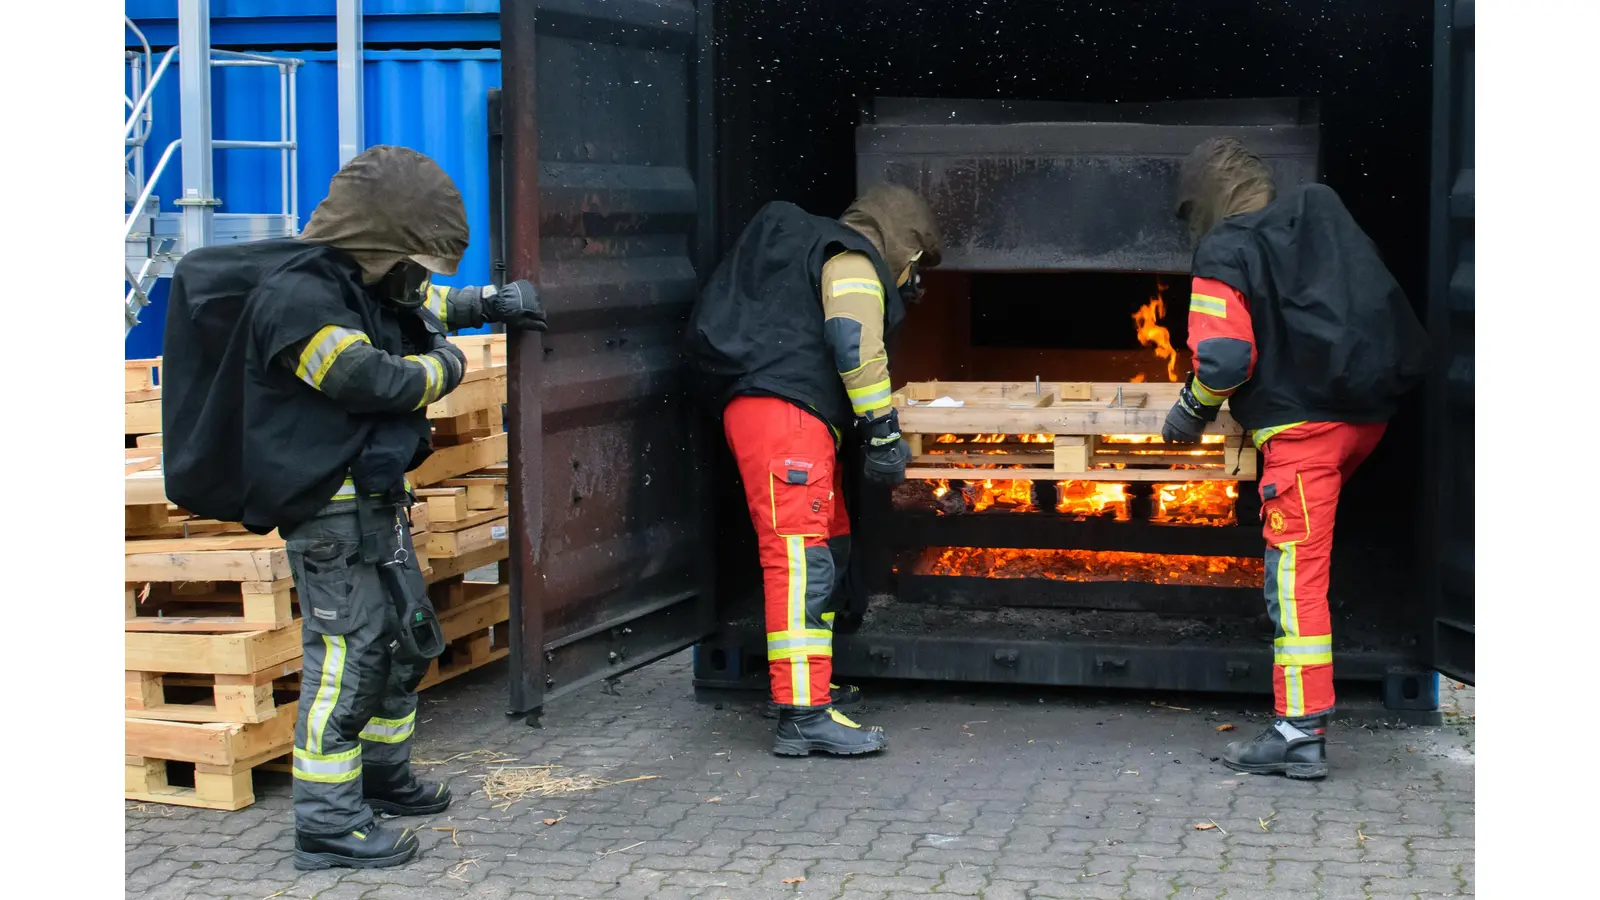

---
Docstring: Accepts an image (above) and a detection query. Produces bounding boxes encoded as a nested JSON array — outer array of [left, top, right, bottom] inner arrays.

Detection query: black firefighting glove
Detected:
[[482, 279, 547, 332], [858, 407, 911, 486], [1161, 376, 1219, 444]]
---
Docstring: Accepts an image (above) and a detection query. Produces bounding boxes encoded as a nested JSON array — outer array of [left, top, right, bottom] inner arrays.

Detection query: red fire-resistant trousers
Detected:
[[1258, 421, 1387, 718], [724, 396, 852, 708]]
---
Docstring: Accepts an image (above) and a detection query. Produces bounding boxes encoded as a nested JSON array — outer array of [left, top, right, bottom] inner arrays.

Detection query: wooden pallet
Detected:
[[892, 380, 1257, 482], [127, 578, 295, 633], [127, 659, 301, 725], [126, 702, 298, 811]]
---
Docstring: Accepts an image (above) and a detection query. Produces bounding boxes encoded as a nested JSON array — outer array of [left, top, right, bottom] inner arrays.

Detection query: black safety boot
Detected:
[[1222, 712, 1331, 780], [773, 706, 887, 757], [764, 683, 861, 719], [294, 822, 419, 870], [364, 762, 453, 817]]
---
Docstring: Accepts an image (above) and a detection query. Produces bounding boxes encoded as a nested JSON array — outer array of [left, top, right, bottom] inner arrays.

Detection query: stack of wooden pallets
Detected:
[[123, 335, 512, 811]]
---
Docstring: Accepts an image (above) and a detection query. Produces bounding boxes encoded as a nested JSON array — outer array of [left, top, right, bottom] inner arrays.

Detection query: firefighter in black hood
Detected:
[[1163, 138, 1429, 779], [684, 185, 942, 757], [161, 146, 546, 869]]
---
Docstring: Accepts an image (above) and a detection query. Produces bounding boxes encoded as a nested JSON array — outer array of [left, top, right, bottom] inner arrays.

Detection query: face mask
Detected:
[[379, 260, 431, 310], [898, 253, 926, 305]]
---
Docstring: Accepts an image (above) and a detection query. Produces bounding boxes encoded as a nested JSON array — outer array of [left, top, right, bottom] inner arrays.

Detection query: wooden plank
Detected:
[[439, 584, 511, 640], [408, 432, 508, 486], [125, 700, 298, 768], [127, 399, 162, 434], [897, 404, 1241, 438], [903, 467, 1243, 483], [136, 433, 164, 448], [126, 623, 303, 676], [426, 541, 511, 583], [126, 469, 170, 507], [126, 578, 294, 632], [126, 548, 291, 583], [424, 517, 508, 558], [427, 373, 506, 419], [419, 487, 469, 522], [126, 534, 285, 555], [423, 506, 507, 534], [126, 359, 162, 393]]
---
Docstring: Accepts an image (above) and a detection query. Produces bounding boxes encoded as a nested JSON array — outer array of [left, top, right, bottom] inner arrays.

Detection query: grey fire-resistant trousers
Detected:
[[285, 500, 430, 837]]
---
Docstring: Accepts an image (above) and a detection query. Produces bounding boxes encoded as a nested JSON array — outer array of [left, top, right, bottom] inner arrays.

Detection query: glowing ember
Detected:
[[1056, 481, 1130, 519], [1132, 284, 1181, 382], [919, 547, 1264, 589], [1152, 482, 1239, 526]]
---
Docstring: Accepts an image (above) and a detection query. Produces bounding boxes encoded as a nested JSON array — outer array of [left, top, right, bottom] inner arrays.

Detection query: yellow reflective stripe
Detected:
[[359, 710, 417, 743], [292, 745, 362, 783], [329, 475, 413, 503], [820, 611, 835, 625], [1275, 541, 1300, 638], [1252, 421, 1307, 449], [295, 326, 372, 388], [1191, 378, 1229, 407], [1284, 665, 1305, 717], [426, 284, 450, 320], [307, 635, 347, 755], [830, 279, 884, 299], [1274, 635, 1333, 667], [785, 536, 805, 633], [791, 654, 811, 707], [768, 628, 833, 642], [405, 354, 444, 409], [1190, 293, 1229, 318], [847, 378, 894, 414], [769, 644, 834, 662]]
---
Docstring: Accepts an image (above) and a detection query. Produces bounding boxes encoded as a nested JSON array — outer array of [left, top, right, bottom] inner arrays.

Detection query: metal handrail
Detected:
[[125, 139, 181, 242], [124, 47, 177, 142]]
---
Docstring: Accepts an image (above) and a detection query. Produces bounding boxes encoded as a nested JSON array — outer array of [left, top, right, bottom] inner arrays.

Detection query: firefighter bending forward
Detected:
[[161, 147, 546, 869], [1163, 138, 1429, 779], [685, 186, 942, 757]]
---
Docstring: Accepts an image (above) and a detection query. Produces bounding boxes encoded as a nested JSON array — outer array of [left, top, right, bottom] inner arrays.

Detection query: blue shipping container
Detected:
[[125, 2, 502, 48], [127, 49, 502, 358]]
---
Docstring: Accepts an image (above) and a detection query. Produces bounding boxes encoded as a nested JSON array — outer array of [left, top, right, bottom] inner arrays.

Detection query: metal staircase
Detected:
[[124, 0, 304, 337]]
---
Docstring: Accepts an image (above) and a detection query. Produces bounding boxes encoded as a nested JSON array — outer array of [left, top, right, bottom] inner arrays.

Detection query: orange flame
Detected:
[[1132, 284, 1180, 382]]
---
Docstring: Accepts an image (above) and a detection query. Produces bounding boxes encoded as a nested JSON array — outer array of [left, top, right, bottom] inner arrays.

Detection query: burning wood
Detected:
[[917, 547, 1264, 588]]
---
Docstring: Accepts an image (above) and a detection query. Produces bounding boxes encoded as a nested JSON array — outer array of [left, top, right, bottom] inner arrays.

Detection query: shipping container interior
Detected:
[[699, 0, 1437, 696]]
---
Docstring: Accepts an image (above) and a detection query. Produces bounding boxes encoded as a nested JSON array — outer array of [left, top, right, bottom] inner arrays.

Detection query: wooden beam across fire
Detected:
[[892, 381, 1257, 482]]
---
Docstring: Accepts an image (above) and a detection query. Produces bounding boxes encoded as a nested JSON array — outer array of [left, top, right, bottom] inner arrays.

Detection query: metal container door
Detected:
[[1427, 0, 1475, 684], [499, 0, 719, 716]]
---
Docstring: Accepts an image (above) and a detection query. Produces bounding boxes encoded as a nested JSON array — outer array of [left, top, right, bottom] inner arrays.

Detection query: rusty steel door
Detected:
[[1426, 0, 1474, 685], [498, 0, 719, 715]]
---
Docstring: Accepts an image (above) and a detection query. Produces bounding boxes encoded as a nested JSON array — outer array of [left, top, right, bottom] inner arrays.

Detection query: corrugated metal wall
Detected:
[[125, 2, 502, 47], [126, 48, 502, 358]]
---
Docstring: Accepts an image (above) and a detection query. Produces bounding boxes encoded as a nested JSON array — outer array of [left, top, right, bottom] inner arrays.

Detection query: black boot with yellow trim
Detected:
[[772, 705, 887, 757], [364, 762, 453, 817], [1222, 712, 1331, 780], [293, 822, 420, 870]]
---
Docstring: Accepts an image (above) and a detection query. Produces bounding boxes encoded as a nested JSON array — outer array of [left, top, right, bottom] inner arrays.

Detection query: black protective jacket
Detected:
[[161, 239, 441, 533], [682, 202, 905, 434], [1191, 184, 1431, 430]]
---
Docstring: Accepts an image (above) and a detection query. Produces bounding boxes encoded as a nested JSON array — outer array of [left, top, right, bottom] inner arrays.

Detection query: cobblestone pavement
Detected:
[[126, 653, 1474, 899]]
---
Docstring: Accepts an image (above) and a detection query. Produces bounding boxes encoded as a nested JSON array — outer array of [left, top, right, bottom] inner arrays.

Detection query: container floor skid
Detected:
[[692, 596, 1440, 716]]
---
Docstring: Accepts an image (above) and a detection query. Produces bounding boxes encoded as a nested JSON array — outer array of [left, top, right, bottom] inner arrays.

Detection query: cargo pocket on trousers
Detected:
[[1258, 476, 1309, 546], [289, 538, 364, 635], [768, 455, 831, 537]]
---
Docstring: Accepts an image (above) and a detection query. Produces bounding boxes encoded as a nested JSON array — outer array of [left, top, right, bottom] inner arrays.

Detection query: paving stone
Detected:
[[121, 652, 1473, 900]]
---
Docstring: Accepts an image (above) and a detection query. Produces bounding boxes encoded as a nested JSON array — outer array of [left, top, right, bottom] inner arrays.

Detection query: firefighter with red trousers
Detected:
[[1163, 138, 1429, 779], [684, 185, 942, 757]]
